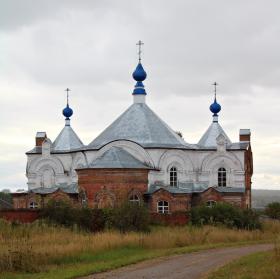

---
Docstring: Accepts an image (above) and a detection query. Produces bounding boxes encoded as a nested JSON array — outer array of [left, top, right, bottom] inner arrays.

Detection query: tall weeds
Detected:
[[0, 219, 279, 273], [274, 235, 280, 259]]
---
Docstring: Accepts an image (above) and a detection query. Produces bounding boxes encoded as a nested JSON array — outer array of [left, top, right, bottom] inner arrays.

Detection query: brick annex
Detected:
[[7, 53, 253, 223]]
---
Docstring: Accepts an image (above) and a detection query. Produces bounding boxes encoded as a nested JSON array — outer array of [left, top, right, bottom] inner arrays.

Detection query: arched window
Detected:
[[97, 195, 114, 209], [29, 201, 38, 209], [96, 191, 115, 209], [206, 200, 217, 207], [129, 194, 140, 204], [157, 201, 169, 214], [218, 167, 227, 187], [170, 166, 178, 186]]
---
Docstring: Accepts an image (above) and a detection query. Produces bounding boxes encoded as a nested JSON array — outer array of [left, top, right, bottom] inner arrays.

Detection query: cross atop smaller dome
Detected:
[[132, 41, 147, 97], [209, 82, 221, 121], [62, 88, 73, 123]]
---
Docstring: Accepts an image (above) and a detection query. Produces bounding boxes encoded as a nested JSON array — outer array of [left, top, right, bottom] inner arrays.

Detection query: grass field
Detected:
[[206, 238, 280, 279], [0, 219, 279, 279]]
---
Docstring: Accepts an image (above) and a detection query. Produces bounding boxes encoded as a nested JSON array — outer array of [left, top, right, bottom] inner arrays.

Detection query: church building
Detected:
[[12, 46, 253, 214]]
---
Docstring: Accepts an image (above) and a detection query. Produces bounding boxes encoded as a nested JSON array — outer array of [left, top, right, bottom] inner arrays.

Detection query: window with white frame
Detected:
[[29, 201, 38, 209], [170, 166, 178, 186], [157, 201, 169, 214], [218, 167, 227, 187], [206, 200, 217, 207], [129, 194, 140, 204]]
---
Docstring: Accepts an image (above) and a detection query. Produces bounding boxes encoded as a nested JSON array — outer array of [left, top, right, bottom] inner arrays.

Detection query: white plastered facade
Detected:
[[26, 88, 247, 191], [26, 138, 246, 191]]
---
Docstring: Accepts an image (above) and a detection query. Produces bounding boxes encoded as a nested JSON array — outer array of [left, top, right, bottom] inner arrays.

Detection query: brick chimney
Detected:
[[36, 132, 47, 147], [239, 129, 251, 142]]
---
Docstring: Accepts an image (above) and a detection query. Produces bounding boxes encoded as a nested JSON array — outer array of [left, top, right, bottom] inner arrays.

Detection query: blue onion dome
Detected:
[[209, 98, 221, 116], [63, 104, 73, 119], [132, 62, 147, 95], [132, 63, 147, 82]]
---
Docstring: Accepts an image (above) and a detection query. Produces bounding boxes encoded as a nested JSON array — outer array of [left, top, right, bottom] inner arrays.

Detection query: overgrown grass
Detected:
[[206, 236, 280, 279], [0, 219, 279, 279]]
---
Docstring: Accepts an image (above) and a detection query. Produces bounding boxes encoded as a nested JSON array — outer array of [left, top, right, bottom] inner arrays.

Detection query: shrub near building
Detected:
[[40, 200, 106, 232], [111, 202, 150, 233], [190, 202, 261, 230], [40, 200, 150, 233]]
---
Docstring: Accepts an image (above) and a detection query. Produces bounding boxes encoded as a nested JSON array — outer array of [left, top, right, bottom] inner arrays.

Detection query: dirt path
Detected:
[[79, 244, 273, 279]]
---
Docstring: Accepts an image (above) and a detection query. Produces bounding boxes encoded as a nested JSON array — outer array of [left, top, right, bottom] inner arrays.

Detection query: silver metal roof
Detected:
[[227, 142, 249, 150], [239, 129, 251, 136], [89, 103, 193, 149], [89, 146, 151, 169], [36, 132, 46, 138], [52, 124, 84, 152], [30, 183, 79, 194], [147, 184, 245, 195], [180, 182, 209, 192], [198, 121, 232, 147], [147, 185, 191, 194], [26, 146, 42, 154], [215, 187, 245, 193]]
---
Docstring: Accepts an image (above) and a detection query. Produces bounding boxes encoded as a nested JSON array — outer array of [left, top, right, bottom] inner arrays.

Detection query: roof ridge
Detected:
[[53, 125, 84, 151], [89, 103, 192, 149], [198, 121, 231, 147], [90, 146, 150, 169]]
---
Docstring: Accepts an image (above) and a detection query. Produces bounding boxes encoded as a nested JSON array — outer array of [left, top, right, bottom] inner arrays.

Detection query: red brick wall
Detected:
[[192, 188, 246, 208], [239, 134, 250, 141], [36, 137, 46, 147], [147, 189, 191, 213], [12, 191, 79, 209], [0, 210, 39, 223], [244, 145, 253, 208], [42, 192, 79, 207], [195, 188, 224, 204], [77, 168, 149, 208]]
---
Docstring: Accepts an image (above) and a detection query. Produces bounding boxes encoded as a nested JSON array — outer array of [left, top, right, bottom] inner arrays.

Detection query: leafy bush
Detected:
[[77, 207, 106, 232], [40, 200, 76, 227], [40, 199, 150, 233], [40, 200, 105, 232], [190, 203, 261, 230], [265, 202, 280, 220], [111, 202, 150, 233]]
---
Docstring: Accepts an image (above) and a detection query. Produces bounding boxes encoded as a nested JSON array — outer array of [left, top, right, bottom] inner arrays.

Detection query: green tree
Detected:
[[112, 202, 150, 233], [265, 202, 280, 220]]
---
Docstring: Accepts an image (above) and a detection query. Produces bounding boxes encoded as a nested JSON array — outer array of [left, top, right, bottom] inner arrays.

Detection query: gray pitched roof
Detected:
[[147, 183, 245, 195], [89, 103, 193, 149], [227, 142, 250, 150], [198, 121, 232, 148], [26, 146, 42, 154], [89, 147, 151, 169], [214, 186, 245, 193], [147, 185, 192, 194], [30, 183, 79, 194], [52, 125, 84, 152]]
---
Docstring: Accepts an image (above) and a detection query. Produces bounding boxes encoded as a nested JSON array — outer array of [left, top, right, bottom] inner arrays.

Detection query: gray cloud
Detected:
[[0, 0, 280, 190]]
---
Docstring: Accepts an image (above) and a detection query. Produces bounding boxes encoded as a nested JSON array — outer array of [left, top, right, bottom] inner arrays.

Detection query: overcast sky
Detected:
[[0, 0, 280, 191]]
